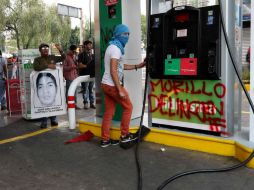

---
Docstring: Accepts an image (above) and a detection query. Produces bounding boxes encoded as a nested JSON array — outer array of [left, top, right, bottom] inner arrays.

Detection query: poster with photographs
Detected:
[[30, 68, 66, 119]]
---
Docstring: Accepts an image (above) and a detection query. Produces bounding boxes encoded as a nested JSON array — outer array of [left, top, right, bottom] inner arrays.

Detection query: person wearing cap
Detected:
[[0, 50, 7, 111], [33, 43, 65, 129], [63, 44, 80, 109], [78, 40, 96, 109], [100, 24, 146, 148]]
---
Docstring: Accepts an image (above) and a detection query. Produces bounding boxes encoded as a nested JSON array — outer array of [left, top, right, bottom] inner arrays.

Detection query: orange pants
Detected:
[[101, 83, 133, 141]]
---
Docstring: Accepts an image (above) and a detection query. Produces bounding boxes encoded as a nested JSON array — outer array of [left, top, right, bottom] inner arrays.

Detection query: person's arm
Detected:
[[47, 63, 56, 69], [63, 56, 76, 71], [77, 53, 87, 69], [124, 60, 146, 70], [78, 62, 87, 69], [33, 57, 48, 71], [54, 44, 66, 62], [110, 58, 126, 99]]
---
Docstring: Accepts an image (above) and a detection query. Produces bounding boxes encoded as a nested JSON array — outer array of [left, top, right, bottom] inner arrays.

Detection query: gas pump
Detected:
[[149, 5, 221, 79], [147, 1, 227, 136]]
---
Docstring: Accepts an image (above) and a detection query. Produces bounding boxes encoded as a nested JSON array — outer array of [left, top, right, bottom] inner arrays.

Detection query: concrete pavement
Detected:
[[1, 108, 254, 190]]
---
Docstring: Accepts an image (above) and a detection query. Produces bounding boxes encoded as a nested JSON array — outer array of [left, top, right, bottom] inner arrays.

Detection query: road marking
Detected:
[[0, 126, 58, 145]]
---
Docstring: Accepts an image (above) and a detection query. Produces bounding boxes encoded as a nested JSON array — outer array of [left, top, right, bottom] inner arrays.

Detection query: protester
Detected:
[[0, 50, 7, 111], [78, 40, 95, 109], [63, 44, 80, 109], [100, 24, 146, 147], [33, 43, 65, 129]]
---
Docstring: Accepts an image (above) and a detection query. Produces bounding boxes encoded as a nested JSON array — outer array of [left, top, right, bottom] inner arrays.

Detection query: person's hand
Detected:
[[144, 57, 147, 63], [54, 44, 62, 52], [138, 59, 146, 68], [48, 63, 56, 69], [118, 87, 126, 99]]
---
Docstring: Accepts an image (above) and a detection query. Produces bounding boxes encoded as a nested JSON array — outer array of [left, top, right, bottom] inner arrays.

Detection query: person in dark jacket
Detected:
[[33, 43, 65, 129], [78, 40, 95, 109]]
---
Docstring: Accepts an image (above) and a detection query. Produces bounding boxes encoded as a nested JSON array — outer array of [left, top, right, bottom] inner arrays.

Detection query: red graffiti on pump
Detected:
[[149, 80, 227, 133]]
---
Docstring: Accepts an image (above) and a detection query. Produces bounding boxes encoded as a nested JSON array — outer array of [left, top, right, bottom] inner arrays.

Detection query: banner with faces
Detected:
[[30, 68, 66, 119]]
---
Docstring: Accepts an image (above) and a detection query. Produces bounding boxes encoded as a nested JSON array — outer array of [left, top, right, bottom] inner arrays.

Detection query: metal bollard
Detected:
[[68, 75, 92, 129]]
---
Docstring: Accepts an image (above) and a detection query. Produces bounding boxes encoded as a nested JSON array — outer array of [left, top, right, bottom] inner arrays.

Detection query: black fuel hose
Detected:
[[156, 0, 254, 189], [134, 0, 152, 190], [157, 150, 254, 190], [135, 59, 149, 190]]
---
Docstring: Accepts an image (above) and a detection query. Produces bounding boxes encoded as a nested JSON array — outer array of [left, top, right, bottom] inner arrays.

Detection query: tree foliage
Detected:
[[141, 14, 147, 49], [68, 27, 80, 50], [0, 0, 8, 31], [0, 0, 145, 52], [83, 19, 94, 41], [1, 0, 71, 50]]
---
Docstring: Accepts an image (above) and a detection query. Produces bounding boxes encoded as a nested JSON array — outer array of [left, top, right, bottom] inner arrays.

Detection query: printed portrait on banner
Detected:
[[30, 68, 66, 119]]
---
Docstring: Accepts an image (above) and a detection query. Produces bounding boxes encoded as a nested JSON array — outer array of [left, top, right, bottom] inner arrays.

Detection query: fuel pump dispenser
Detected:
[[164, 6, 200, 77], [149, 5, 221, 79], [147, 2, 229, 136]]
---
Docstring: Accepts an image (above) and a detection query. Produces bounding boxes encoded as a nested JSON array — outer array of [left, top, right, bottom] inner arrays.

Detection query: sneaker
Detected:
[[110, 139, 119, 146], [40, 123, 47, 129], [90, 103, 96, 109], [1, 106, 7, 111], [84, 103, 89, 109], [100, 140, 111, 148], [75, 105, 81, 110], [120, 133, 138, 143], [100, 139, 119, 148], [51, 121, 58, 126]]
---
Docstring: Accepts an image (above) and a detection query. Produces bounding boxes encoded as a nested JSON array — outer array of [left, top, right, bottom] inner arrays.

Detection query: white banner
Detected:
[[30, 68, 66, 119]]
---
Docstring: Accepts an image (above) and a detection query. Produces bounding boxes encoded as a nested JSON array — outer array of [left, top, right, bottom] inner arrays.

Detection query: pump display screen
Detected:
[[176, 29, 187, 37], [175, 13, 189, 22]]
